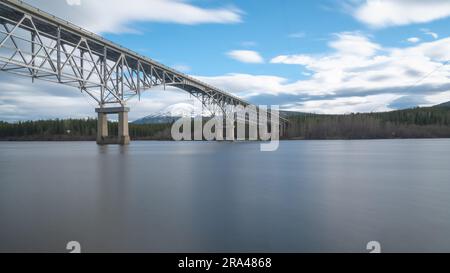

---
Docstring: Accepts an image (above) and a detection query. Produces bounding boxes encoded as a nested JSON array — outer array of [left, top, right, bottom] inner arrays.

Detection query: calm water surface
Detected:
[[1, 140, 450, 252]]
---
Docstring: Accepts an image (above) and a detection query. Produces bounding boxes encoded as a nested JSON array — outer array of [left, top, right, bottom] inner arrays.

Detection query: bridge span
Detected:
[[0, 0, 286, 144]]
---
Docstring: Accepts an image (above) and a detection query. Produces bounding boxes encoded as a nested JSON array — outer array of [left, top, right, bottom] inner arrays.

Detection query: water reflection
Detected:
[[1, 140, 450, 252]]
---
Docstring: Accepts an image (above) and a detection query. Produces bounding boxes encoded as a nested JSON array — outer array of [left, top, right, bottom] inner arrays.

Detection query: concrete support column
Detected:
[[97, 112, 108, 145], [224, 116, 235, 141], [96, 106, 130, 145], [118, 111, 130, 145], [282, 122, 288, 138], [279, 123, 284, 139]]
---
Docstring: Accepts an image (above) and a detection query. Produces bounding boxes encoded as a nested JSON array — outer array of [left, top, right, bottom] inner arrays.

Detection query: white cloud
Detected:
[[407, 37, 420, 43], [421, 28, 439, 39], [270, 33, 450, 92], [202, 33, 450, 114], [226, 50, 264, 64], [0, 76, 94, 121], [352, 0, 450, 28], [25, 0, 243, 33], [271, 32, 381, 63], [197, 73, 287, 98], [329, 32, 381, 57], [287, 94, 400, 114], [0, 73, 193, 122], [425, 91, 450, 105], [427, 32, 439, 39], [271, 55, 314, 65]]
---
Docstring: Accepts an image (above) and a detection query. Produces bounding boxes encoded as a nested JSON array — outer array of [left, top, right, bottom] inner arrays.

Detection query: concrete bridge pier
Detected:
[[222, 116, 235, 141], [95, 107, 130, 145], [280, 122, 287, 139]]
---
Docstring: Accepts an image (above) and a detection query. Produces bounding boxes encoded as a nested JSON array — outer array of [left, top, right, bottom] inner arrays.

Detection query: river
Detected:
[[1, 140, 450, 252]]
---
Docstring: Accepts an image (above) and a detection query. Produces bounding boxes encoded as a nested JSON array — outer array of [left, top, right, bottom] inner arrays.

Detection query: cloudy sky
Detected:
[[1, 0, 450, 121]]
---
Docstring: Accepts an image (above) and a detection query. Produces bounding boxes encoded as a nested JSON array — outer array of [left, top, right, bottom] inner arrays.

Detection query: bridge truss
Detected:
[[0, 0, 251, 118]]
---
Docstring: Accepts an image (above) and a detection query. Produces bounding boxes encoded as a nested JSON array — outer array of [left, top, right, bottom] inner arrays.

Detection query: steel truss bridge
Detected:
[[0, 0, 285, 144]]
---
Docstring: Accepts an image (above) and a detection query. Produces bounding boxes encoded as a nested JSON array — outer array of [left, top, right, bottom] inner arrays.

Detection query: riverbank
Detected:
[[2, 136, 450, 141]]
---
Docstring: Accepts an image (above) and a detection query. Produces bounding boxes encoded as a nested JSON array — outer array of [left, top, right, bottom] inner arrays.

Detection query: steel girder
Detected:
[[0, 0, 250, 118]]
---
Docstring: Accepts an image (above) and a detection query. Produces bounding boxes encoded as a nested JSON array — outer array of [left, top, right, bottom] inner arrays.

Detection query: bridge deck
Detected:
[[0, 0, 251, 109]]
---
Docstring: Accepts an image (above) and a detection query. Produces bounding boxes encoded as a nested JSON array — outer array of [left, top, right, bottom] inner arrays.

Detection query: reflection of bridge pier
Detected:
[[96, 107, 130, 145]]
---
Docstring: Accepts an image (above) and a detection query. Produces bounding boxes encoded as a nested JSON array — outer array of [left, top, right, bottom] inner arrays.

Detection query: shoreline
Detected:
[[1, 137, 450, 142]]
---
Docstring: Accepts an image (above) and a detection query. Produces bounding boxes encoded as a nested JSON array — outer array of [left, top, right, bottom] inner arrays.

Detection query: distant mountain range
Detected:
[[132, 103, 311, 125], [132, 101, 450, 125], [132, 103, 203, 125]]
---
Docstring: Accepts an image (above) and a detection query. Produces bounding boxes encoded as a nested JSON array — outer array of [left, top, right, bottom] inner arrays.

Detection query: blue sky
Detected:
[[105, 0, 368, 79], [1, 0, 450, 121]]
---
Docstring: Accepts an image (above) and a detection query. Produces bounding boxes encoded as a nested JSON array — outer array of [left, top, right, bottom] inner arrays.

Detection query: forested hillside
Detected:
[[1, 104, 450, 140], [0, 119, 172, 141], [286, 106, 450, 139]]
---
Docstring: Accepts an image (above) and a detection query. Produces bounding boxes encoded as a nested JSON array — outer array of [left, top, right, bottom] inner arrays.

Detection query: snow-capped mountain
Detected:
[[132, 103, 208, 124]]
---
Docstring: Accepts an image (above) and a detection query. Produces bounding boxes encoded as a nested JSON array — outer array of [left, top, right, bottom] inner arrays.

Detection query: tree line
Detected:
[[0, 118, 172, 140], [1, 105, 450, 140], [285, 106, 450, 139]]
